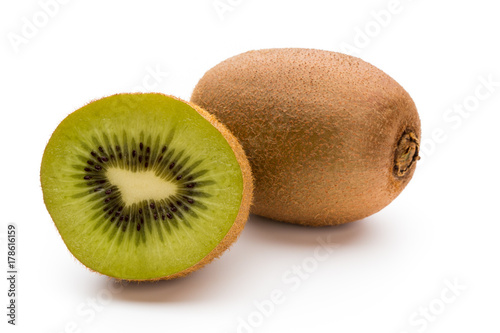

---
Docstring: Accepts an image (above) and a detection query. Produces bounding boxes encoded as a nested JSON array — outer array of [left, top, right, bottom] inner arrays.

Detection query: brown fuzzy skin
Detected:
[[191, 48, 420, 226]]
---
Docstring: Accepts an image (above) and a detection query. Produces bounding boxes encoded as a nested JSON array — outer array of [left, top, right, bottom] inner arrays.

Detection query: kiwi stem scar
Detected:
[[394, 130, 420, 178], [106, 168, 178, 205]]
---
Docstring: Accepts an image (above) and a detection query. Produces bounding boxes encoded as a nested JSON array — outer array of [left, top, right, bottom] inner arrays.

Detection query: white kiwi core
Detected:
[[106, 168, 178, 205]]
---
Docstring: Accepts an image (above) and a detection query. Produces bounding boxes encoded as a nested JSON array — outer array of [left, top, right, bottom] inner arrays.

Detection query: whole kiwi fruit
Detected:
[[41, 93, 253, 280], [191, 48, 420, 226]]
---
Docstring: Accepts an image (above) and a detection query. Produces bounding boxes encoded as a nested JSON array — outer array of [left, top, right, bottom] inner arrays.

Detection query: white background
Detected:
[[1, 0, 499, 332]]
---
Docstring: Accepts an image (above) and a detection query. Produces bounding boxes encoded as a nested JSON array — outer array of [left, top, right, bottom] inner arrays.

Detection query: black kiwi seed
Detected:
[[77, 134, 213, 241]]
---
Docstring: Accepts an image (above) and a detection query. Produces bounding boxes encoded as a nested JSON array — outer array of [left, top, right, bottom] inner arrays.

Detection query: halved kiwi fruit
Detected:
[[41, 93, 252, 280], [191, 48, 421, 226]]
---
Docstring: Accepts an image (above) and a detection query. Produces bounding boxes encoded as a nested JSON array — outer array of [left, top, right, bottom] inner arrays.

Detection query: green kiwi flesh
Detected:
[[41, 93, 252, 280]]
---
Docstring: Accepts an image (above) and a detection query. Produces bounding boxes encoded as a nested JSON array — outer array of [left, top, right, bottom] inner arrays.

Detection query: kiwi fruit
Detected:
[[40, 93, 252, 280], [191, 48, 420, 226]]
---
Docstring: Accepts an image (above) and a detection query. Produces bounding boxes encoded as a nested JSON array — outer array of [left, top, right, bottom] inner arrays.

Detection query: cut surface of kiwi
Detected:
[[41, 93, 252, 280]]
